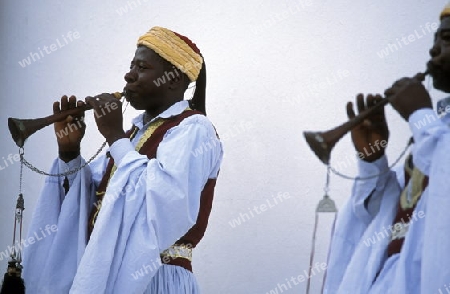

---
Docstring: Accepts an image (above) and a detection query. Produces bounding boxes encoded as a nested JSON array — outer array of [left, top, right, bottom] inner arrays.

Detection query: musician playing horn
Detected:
[[21, 27, 223, 293], [324, 4, 450, 294]]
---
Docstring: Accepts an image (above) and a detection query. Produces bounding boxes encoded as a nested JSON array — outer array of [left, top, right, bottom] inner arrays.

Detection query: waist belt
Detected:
[[160, 244, 193, 272]]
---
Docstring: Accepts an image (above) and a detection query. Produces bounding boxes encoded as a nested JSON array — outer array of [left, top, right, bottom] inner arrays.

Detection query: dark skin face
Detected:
[[124, 46, 188, 118], [428, 17, 450, 93]]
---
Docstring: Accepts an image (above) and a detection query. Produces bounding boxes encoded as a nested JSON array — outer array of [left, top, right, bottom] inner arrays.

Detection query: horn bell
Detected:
[[8, 117, 48, 148]]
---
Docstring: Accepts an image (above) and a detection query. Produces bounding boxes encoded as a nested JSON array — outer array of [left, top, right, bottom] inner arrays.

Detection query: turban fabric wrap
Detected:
[[137, 27, 207, 115], [441, 3, 450, 20]]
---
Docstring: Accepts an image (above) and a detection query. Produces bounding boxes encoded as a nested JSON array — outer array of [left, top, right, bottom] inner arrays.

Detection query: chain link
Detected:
[[324, 165, 331, 194], [19, 148, 24, 193], [20, 142, 107, 177], [329, 138, 412, 181]]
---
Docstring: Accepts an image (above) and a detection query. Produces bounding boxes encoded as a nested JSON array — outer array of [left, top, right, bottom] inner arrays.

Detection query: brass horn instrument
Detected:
[[303, 71, 428, 165], [8, 92, 124, 147]]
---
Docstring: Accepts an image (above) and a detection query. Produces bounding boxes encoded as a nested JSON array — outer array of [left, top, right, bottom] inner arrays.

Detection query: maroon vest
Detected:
[[88, 109, 218, 272]]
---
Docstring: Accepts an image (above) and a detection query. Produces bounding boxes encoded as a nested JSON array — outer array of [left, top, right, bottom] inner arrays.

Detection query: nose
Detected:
[[429, 42, 440, 58], [124, 69, 137, 83]]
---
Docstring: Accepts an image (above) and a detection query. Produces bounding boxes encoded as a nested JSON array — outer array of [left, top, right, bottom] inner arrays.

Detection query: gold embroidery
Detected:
[[108, 118, 165, 181], [160, 244, 193, 262], [400, 166, 426, 210], [135, 119, 166, 152]]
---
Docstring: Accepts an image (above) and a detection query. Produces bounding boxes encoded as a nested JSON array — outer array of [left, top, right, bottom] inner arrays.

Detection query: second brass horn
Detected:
[[303, 72, 428, 165], [8, 92, 124, 148]]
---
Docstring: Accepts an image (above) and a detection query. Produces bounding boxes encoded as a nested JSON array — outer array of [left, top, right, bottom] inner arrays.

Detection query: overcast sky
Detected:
[[0, 1, 448, 293]]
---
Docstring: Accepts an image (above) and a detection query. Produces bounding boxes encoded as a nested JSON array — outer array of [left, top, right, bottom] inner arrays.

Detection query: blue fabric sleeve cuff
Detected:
[[352, 155, 390, 223], [409, 108, 440, 140], [58, 155, 81, 184], [109, 138, 135, 166], [357, 155, 389, 178]]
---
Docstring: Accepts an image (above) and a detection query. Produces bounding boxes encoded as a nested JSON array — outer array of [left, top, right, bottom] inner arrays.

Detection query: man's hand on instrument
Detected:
[[53, 95, 86, 157], [385, 73, 432, 121], [347, 94, 389, 162], [85, 93, 126, 146]]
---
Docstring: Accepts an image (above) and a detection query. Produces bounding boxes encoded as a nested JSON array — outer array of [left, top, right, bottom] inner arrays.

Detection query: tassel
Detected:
[[2, 149, 27, 293], [1, 188, 26, 294], [0, 261, 25, 294]]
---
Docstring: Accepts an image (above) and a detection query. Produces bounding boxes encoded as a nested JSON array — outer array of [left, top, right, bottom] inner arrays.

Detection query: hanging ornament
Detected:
[[306, 166, 337, 294], [1, 149, 26, 294]]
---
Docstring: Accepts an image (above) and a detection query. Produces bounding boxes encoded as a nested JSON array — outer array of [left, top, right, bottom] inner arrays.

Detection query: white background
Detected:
[[0, 1, 448, 293]]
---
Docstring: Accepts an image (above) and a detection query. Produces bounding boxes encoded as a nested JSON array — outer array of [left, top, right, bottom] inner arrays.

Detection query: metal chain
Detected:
[[21, 142, 107, 177], [20, 100, 130, 177], [330, 138, 412, 180], [19, 148, 24, 193], [324, 165, 331, 194]]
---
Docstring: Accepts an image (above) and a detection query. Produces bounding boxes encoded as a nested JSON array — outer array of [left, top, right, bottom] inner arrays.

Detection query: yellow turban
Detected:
[[137, 27, 203, 82], [440, 3, 450, 20]]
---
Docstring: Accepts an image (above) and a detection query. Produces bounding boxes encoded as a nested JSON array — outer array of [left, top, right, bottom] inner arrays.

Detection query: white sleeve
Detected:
[[408, 108, 450, 175], [351, 155, 396, 224], [57, 153, 109, 194], [23, 158, 97, 294], [324, 154, 402, 293], [58, 155, 81, 184]]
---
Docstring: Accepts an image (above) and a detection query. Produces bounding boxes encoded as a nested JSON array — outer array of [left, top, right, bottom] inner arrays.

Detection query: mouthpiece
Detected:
[[113, 91, 125, 99], [416, 70, 429, 82]]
